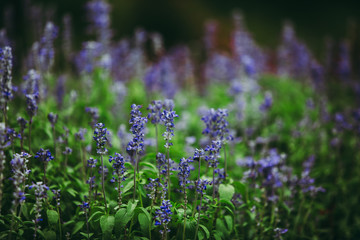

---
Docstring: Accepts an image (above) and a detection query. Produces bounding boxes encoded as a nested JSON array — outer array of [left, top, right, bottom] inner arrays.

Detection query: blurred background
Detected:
[[1, 0, 360, 69]]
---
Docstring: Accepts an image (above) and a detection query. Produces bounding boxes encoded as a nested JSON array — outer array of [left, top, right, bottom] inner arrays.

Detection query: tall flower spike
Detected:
[[147, 100, 163, 125], [29, 181, 49, 238], [34, 148, 54, 162], [38, 22, 58, 73], [201, 108, 231, 142], [93, 123, 108, 155], [178, 157, 193, 189], [47, 112, 58, 128], [25, 93, 39, 120], [10, 152, 31, 210], [23, 69, 41, 95], [109, 153, 126, 205], [127, 104, 147, 156], [161, 99, 178, 149], [155, 199, 173, 236], [0, 46, 13, 104]]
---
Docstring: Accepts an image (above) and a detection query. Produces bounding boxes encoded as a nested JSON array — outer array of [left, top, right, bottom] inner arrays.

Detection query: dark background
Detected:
[[1, 0, 360, 64]]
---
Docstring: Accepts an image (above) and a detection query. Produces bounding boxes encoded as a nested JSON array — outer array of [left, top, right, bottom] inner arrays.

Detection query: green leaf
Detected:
[[199, 224, 210, 239], [219, 184, 235, 201], [122, 180, 134, 194], [72, 221, 85, 235], [88, 211, 103, 222], [100, 215, 115, 239], [43, 230, 57, 240], [139, 162, 158, 173], [80, 232, 94, 239], [224, 215, 233, 232], [138, 213, 150, 236], [47, 210, 59, 226]]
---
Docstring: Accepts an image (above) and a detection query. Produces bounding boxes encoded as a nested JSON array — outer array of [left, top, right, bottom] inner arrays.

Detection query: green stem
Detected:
[[28, 119, 32, 154], [132, 155, 136, 201], [182, 187, 187, 240], [224, 144, 227, 182], [194, 194, 203, 240], [166, 146, 170, 199], [100, 155, 108, 213]]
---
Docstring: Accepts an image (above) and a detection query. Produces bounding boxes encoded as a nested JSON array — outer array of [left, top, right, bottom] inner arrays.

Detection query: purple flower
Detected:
[[201, 108, 231, 142], [0, 46, 13, 103], [178, 157, 193, 188], [147, 100, 163, 125], [204, 140, 222, 168], [127, 104, 147, 156], [109, 153, 126, 182], [10, 152, 31, 206], [38, 22, 58, 73], [155, 199, 173, 234], [47, 112, 58, 128], [30, 182, 49, 224], [195, 179, 210, 197], [86, 107, 100, 128], [34, 148, 54, 162], [22, 69, 40, 95], [86, 0, 112, 45], [93, 123, 108, 155], [75, 128, 87, 142], [160, 100, 178, 149], [25, 93, 39, 119], [259, 92, 273, 112]]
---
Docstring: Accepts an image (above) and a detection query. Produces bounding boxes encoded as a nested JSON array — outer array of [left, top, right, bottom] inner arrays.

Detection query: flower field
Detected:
[[0, 0, 360, 239]]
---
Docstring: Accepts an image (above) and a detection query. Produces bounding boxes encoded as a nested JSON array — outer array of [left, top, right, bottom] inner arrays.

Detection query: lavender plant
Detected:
[[34, 148, 54, 183], [93, 122, 109, 212], [109, 152, 126, 206]]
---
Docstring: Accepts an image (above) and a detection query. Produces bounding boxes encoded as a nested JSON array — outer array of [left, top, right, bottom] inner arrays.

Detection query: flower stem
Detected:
[[100, 155, 108, 213], [194, 194, 203, 240]]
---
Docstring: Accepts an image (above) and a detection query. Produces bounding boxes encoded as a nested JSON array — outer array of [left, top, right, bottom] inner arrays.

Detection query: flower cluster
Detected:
[[155, 199, 173, 234], [38, 22, 58, 73], [127, 104, 147, 156], [204, 140, 222, 168], [47, 112, 58, 128], [86, 107, 100, 128], [25, 93, 39, 119], [298, 155, 325, 196], [195, 179, 210, 197], [52, 189, 61, 207], [201, 108, 231, 141], [75, 128, 87, 142], [147, 100, 163, 125], [86, 0, 111, 45], [23, 69, 40, 95], [161, 100, 178, 149], [87, 157, 97, 168], [93, 123, 108, 155], [109, 152, 126, 183], [259, 92, 273, 112], [0, 46, 13, 103], [178, 157, 193, 188], [10, 152, 31, 207], [29, 182, 49, 224], [34, 148, 54, 162]]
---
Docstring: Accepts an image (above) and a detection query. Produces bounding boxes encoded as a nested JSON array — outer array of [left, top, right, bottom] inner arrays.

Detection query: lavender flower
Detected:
[[10, 152, 31, 209], [299, 156, 325, 196], [86, 0, 112, 46], [38, 22, 58, 73], [0, 46, 13, 104], [195, 179, 210, 197], [87, 157, 97, 168], [86, 107, 99, 128], [204, 140, 222, 168], [178, 157, 193, 188], [34, 148, 54, 162], [25, 93, 39, 119], [22, 69, 40, 95], [155, 199, 173, 236], [75, 128, 87, 142], [29, 181, 49, 237], [52, 189, 61, 207], [274, 228, 288, 240], [161, 100, 178, 149], [259, 92, 273, 112], [147, 100, 163, 125], [63, 147, 72, 155], [109, 153, 126, 205], [201, 108, 231, 142], [47, 112, 58, 128], [127, 104, 147, 156], [93, 123, 108, 155]]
